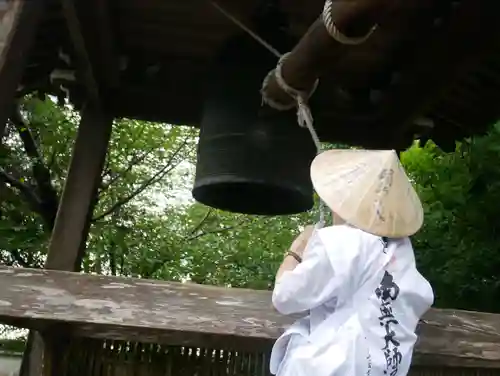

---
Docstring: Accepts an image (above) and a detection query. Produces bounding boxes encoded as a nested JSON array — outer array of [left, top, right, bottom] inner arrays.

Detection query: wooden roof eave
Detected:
[[20, 0, 500, 150], [262, 0, 500, 150]]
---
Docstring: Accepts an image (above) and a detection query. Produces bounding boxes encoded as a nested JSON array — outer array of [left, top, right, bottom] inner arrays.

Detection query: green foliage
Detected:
[[0, 338, 25, 354], [1, 97, 197, 270], [3, 96, 500, 316], [402, 125, 500, 312]]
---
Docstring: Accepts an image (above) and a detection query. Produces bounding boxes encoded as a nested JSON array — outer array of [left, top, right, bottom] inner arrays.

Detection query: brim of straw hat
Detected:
[[310, 149, 423, 238]]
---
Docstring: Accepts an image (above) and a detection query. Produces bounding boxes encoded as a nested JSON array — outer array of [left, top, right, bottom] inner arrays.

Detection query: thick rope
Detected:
[[322, 0, 378, 45], [261, 69, 295, 111], [261, 52, 320, 111], [272, 56, 325, 227], [296, 96, 327, 228]]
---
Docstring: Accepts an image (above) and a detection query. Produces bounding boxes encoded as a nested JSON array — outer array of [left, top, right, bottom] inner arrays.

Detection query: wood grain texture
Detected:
[[0, 0, 44, 142], [0, 267, 499, 368]]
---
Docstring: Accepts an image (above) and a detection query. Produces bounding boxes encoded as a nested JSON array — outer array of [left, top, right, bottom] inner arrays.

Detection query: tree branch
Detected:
[[11, 107, 59, 228], [101, 121, 148, 180], [47, 148, 58, 170], [0, 168, 42, 213], [100, 149, 154, 192], [186, 218, 249, 242], [189, 208, 213, 235], [93, 163, 172, 221], [92, 138, 189, 222]]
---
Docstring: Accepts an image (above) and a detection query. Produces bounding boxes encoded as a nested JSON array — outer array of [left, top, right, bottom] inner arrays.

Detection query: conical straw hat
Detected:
[[310, 149, 423, 238]]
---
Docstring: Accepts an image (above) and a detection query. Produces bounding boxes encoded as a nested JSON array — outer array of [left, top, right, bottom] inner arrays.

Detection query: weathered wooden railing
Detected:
[[0, 266, 499, 375]]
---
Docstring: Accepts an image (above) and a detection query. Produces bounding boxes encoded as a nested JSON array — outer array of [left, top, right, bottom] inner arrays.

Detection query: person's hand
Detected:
[[290, 225, 315, 257]]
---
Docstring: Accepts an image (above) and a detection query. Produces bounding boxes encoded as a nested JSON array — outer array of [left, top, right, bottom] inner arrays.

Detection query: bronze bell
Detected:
[[192, 32, 317, 215]]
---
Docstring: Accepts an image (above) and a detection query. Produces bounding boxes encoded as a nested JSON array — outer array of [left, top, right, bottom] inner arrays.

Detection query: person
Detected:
[[270, 149, 434, 376]]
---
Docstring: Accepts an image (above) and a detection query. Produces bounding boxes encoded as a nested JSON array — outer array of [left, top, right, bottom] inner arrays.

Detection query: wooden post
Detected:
[[41, 331, 69, 376], [45, 106, 113, 270], [0, 0, 44, 142], [19, 106, 113, 376]]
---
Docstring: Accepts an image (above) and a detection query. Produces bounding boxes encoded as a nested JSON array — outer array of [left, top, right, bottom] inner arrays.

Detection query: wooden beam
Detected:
[[0, 0, 44, 142], [72, 0, 120, 89], [59, 0, 120, 107], [19, 107, 113, 376], [2, 266, 500, 369], [46, 106, 113, 270], [261, 0, 390, 109], [377, 0, 500, 146], [19, 332, 43, 376], [59, 0, 99, 105]]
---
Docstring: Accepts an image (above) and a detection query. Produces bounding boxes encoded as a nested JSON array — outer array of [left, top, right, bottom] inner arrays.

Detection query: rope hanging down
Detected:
[[271, 53, 326, 227], [210, 0, 376, 226]]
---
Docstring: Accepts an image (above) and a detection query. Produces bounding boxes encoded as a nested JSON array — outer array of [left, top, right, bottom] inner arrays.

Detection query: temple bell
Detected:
[[192, 10, 317, 216]]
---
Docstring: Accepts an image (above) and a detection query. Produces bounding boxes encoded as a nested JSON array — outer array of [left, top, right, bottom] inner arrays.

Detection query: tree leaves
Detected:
[[403, 125, 500, 312]]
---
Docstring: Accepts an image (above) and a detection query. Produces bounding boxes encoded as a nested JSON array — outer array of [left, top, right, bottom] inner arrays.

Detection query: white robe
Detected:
[[270, 224, 434, 376]]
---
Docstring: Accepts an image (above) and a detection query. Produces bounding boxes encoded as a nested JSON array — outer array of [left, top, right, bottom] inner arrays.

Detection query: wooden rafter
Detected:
[[0, 0, 44, 142], [59, 0, 119, 107], [376, 0, 500, 147], [60, 0, 99, 105], [76, 0, 120, 89]]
